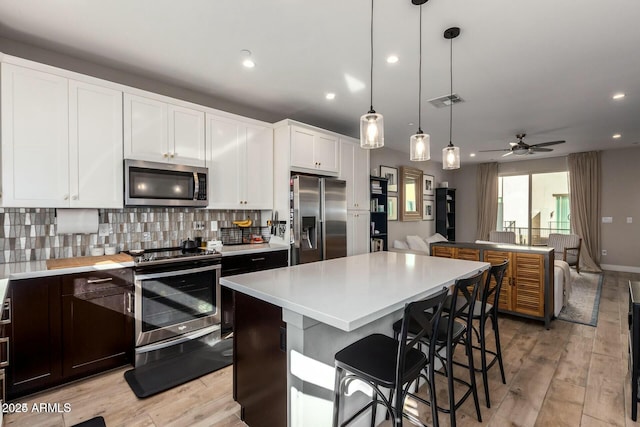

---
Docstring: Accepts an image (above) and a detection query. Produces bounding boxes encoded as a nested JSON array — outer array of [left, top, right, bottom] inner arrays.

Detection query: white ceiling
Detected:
[[1, 0, 639, 164]]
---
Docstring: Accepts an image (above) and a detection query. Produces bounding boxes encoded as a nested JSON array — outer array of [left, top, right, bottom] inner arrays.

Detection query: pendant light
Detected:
[[360, 0, 384, 149], [409, 2, 430, 161], [442, 26, 461, 170]]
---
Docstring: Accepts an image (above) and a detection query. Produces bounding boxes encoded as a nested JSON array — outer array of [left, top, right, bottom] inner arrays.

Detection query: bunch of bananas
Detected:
[[232, 217, 253, 227]]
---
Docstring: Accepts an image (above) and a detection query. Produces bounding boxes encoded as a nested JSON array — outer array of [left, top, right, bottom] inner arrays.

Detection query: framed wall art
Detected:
[[380, 165, 398, 193], [423, 174, 435, 196], [423, 199, 434, 221]]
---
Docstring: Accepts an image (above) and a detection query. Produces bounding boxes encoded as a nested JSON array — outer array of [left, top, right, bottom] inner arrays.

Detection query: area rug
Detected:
[[124, 338, 232, 398], [557, 270, 603, 327]]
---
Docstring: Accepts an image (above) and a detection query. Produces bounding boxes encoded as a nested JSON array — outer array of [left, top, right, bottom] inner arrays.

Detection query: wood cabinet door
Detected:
[[484, 250, 513, 311], [244, 124, 274, 209], [512, 252, 545, 317], [1, 63, 70, 207], [168, 104, 205, 167], [123, 93, 169, 163], [340, 139, 370, 210], [339, 141, 356, 208], [7, 277, 62, 399], [69, 80, 123, 208]]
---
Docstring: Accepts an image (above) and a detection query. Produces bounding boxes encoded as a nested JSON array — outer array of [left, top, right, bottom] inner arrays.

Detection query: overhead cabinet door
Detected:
[[1, 63, 69, 207]]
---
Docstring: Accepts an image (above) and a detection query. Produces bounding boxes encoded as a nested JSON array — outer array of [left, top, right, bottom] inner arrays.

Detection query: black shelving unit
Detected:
[[436, 188, 456, 241], [370, 176, 388, 251]]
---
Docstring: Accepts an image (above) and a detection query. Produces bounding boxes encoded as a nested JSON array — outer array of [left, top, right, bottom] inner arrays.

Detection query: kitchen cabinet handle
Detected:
[[86, 277, 113, 284], [0, 299, 10, 325], [170, 153, 175, 158], [251, 257, 266, 262], [279, 326, 286, 352], [63, 194, 69, 200], [163, 153, 169, 158], [126, 292, 133, 313], [0, 337, 9, 368], [71, 195, 78, 200]]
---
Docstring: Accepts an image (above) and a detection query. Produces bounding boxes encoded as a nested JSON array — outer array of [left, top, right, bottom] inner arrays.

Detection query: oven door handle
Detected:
[[135, 264, 221, 281]]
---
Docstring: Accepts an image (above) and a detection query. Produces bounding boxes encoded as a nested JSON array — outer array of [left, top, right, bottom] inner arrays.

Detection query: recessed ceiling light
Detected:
[[325, 93, 336, 100], [613, 133, 622, 139], [386, 55, 399, 64], [240, 49, 255, 68], [470, 153, 476, 157], [613, 93, 625, 100]]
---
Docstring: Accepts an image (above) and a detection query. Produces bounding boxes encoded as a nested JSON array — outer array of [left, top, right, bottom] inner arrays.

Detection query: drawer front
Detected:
[[61, 268, 133, 296], [222, 250, 288, 277], [456, 248, 480, 261], [431, 245, 455, 258], [513, 253, 544, 316]]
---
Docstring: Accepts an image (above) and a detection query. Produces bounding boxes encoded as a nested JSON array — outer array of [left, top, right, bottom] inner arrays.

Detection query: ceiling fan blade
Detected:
[[502, 151, 513, 157], [530, 147, 553, 152], [530, 140, 565, 148], [478, 149, 510, 152]]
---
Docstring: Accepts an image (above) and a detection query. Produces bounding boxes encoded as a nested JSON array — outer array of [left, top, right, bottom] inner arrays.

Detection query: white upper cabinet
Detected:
[[339, 138, 370, 211], [290, 125, 339, 174], [1, 63, 123, 208], [124, 93, 205, 167], [206, 114, 273, 210], [69, 81, 123, 208]]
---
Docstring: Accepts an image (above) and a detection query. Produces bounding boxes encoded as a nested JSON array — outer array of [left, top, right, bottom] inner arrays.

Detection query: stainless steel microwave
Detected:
[[124, 159, 208, 207]]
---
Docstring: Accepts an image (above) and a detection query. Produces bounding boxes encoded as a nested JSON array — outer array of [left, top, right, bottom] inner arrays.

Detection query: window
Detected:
[[498, 171, 570, 245]]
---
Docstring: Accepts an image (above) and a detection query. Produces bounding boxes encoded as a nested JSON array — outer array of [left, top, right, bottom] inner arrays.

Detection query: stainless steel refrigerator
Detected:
[[290, 175, 347, 265]]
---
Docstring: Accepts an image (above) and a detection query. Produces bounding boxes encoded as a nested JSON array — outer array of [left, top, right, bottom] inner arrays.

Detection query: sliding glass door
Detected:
[[498, 171, 570, 245]]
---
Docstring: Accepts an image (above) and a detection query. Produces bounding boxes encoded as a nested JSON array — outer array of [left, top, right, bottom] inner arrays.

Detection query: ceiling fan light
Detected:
[[410, 131, 430, 161], [442, 144, 460, 169], [360, 111, 384, 149]]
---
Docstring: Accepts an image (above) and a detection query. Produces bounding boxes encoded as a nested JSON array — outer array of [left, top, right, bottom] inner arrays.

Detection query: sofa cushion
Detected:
[[406, 235, 429, 253], [393, 240, 409, 250], [425, 233, 448, 245]]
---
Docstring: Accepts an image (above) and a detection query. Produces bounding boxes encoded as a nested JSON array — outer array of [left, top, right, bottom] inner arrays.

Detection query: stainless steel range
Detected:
[[125, 246, 222, 367]]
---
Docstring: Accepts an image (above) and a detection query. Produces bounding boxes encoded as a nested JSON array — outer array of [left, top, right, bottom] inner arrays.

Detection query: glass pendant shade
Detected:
[[442, 144, 460, 170], [410, 131, 430, 161], [360, 111, 384, 149]]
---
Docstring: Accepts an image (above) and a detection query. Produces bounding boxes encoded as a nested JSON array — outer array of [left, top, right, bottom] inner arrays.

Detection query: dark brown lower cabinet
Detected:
[[233, 291, 286, 427], [7, 269, 134, 399], [8, 276, 62, 398]]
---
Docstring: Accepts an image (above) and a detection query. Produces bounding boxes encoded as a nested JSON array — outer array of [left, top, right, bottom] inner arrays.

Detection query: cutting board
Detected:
[[46, 254, 133, 270]]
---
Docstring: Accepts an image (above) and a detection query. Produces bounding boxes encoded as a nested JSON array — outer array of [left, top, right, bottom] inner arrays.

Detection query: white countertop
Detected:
[[220, 251, 489, 332], [0, 243, 289, 281]]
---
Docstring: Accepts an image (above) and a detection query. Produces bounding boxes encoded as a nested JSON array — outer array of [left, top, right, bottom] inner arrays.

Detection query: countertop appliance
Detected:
[[290, 175, 347, 265], [124, 159, 208, 207], [122, 246, 222, 367]]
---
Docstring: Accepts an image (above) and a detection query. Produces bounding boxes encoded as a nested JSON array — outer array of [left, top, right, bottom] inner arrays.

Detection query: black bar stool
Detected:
[[392, 270, 485, 427], [332, 287, 448, 427]]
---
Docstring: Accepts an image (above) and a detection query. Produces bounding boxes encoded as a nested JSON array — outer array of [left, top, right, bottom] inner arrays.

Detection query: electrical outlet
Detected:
[[193, 221, 205, 231], [98, 223, 110, 237], [143, 232, 151, 241], [210, 220, 218, 231], [628, 217, 633, 224], [602, 249, 607, 256]]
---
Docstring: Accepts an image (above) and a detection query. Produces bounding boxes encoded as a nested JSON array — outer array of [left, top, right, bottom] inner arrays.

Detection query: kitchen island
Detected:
[[220, 251, 490, 427]]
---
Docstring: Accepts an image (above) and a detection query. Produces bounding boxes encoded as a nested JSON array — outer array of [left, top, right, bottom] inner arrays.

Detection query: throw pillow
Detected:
[[393, 240, 409, 249], [423, 233, 449, 256], [406, 235, 429, 253]]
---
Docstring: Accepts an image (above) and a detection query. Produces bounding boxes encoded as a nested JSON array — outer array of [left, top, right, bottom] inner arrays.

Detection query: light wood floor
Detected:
[[5, 270, 639, 427]]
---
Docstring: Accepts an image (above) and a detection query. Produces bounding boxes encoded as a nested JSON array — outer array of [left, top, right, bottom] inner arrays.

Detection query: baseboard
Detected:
[[600, 264, 640, 273]]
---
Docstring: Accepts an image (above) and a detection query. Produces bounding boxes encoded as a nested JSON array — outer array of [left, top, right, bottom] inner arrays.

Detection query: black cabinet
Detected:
[[436, 188, 456, 241], [370, 176, 388, 251], [220, 249, 288, 333], [7, 269, 134, 399]]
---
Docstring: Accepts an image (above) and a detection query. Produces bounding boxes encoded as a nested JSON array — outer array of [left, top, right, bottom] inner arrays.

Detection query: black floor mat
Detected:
[[72, 416, 106, 427], [124, 339, 233, 398]]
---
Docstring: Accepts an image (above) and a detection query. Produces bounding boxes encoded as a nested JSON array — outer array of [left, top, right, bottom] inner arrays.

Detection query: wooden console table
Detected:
[[430, 241, 555, 328]]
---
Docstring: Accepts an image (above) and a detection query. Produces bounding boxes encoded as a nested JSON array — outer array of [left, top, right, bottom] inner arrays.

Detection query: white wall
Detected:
[[370, 147, 454, 244]]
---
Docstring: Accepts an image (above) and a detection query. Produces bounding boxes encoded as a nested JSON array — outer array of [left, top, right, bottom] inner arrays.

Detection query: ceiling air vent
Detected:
[[428, 93, 464, 108]]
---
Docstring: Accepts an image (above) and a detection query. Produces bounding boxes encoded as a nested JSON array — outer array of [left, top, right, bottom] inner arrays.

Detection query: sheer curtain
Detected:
[[476, 162, 499, 240], [568, 151, 601, 272]]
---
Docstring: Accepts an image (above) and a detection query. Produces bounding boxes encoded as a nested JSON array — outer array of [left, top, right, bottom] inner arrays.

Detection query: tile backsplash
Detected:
[[0, 207, 262, 263]]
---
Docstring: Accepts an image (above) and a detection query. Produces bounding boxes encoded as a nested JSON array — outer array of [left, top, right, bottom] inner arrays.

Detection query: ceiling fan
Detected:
[[479, 133, 566, 157]]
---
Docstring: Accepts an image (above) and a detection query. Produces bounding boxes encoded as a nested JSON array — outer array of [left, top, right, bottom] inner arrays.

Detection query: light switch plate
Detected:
[[210, 221, 218, 231], [628, 217, 633, 224], [602, 216, 613, 223]]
